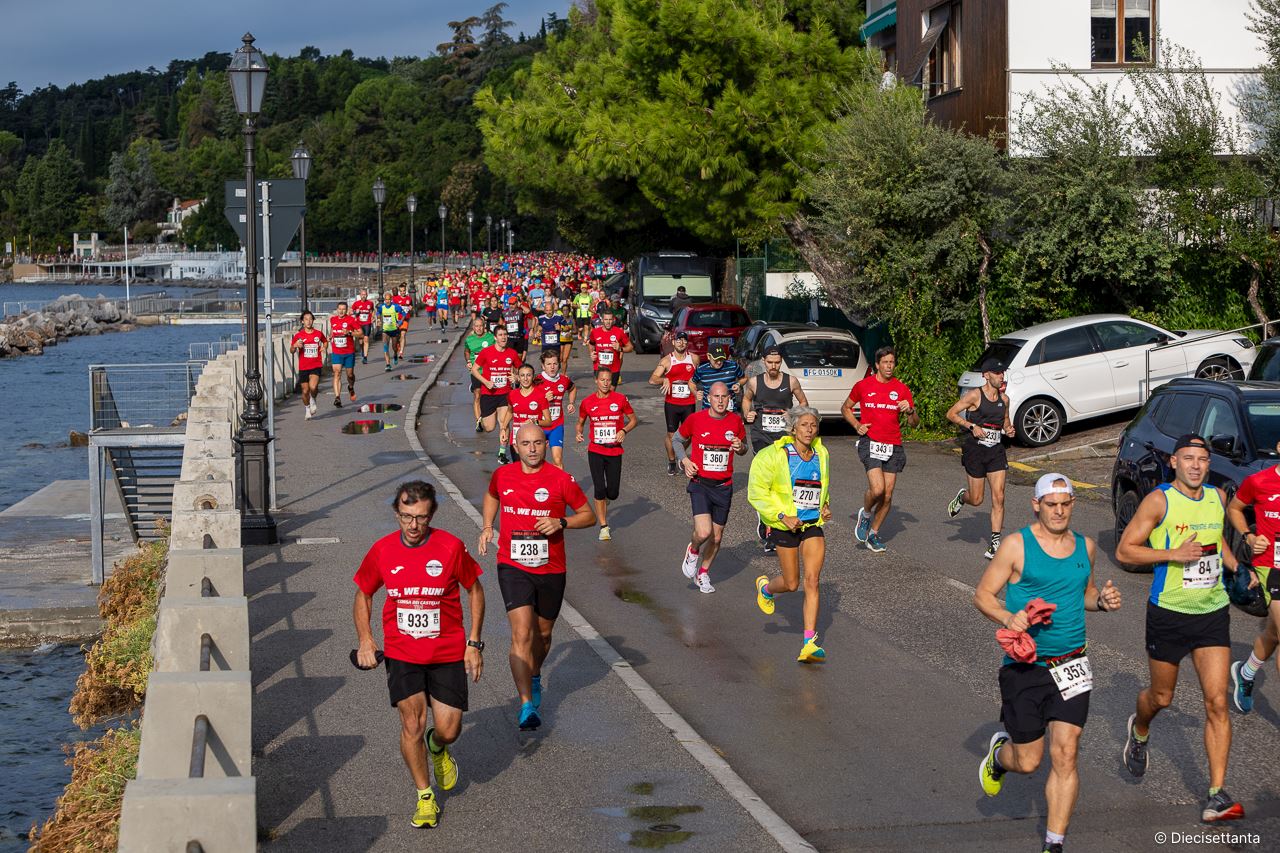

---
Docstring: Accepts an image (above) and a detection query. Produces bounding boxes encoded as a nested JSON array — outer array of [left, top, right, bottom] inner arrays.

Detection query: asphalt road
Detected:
[[419, 346, 1279, 852]]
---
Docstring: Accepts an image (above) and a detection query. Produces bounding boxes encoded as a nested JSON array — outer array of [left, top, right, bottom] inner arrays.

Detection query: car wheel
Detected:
[[1195, 356, 1241, 381], [1013, 398, 1064, 447], [1113, 489, 1148, 574]]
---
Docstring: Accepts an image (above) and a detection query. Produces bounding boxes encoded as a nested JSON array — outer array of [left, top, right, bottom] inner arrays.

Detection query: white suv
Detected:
[[959, 314, 1256, 446]]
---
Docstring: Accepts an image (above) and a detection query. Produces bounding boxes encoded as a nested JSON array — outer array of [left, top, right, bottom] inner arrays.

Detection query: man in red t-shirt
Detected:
[[841, 346, 919, 553], [350, 288, 375, 364], [674, 382, 746, 593], [1226, 452, 1280, 713], [535, 350, 576, 469], [588, 311, 633, 388], [480, 423, 595, 730], [576, 367, 638, 540], [352, 481, 485, 828], [328, 302, 364, 408], [290, 310, 327, 419], [470, 327, 523, 463], [392, 285, 413, 359]]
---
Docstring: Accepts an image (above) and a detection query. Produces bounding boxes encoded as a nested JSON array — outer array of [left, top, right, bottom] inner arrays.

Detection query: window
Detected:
[[778, 338, 863, 369], [1028, 328, 1097, 366], [1246, 402, 1280, 458], [686, 309, 750, 329], [1092, 0, 1155, 65], [1154, 392, 1202, 438], [925, 2, 961, 98], [970, 339, 1025, 371], [1092, 320, 1167, 351], [1197, 397, 1242, 442]]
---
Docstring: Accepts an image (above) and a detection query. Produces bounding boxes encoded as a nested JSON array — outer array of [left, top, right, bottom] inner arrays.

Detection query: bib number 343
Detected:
[[868, 440, 893, 462]]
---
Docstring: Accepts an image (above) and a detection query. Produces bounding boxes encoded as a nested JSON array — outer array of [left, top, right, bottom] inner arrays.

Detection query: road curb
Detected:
[[405, 333, 817, 853]]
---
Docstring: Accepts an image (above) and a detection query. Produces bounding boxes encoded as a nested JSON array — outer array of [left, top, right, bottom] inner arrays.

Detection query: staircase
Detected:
[[106, 446, 186, 542]]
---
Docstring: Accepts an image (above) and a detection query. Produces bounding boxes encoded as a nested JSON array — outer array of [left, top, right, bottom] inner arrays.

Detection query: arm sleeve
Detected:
[[456, 543, 483, 589], [747, 448, 785, 523], [564, 475, 588, 509], [352, 543, 385, 595], [1236, 474, 1257, 506]]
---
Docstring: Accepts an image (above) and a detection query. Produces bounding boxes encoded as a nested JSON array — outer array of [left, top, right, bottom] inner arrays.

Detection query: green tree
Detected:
[[104, 141, 168, 231], [16, 139, 85, 243]]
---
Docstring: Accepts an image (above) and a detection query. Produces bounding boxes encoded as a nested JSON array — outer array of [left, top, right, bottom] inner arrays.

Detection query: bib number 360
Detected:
[[1049, 655, 1093, 701]]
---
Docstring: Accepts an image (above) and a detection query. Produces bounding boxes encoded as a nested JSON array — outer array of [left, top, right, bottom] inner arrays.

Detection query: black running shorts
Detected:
[[771, 525, 824, 549], [385, 657, 468, 710], [298, 367, 322, 385], [856, 436, 906, 473], [665, 401, 696, 434], [479, 393, 510, 418], [998, 661, 1089, 744], [1144, 602, 1230, 664], [962, 440, 1008, 478], [497, 563, 567, 621], [687, 477, 733, 526]]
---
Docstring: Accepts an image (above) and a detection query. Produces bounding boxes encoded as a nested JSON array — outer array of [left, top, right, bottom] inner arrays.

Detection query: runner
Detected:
[[576, 367, 638, 540], [435, 281, 451, 329], [946, 358, 1017, 559], [290, 310, 326, 419], [748, 406, 832, 660], [741, 346, 808, 552], [502, 298, 530, 360], [649, 332, 700, 476], [535, 350, 576, 468], [327, 301, 363, 407], [351, 288, 375, 365], [692, 347, 744, 412], [420, 282, 437, 327], [507, 364, 553, 451], [448, 279, 463, 327], [673, 382, 746, 594], [482, 296, 504, 336], [392, 284, 414, 360], [377, 290, 408, 372], [557, 302, 576, 365], [1115, 434, 1246, 823], [535, 307, 563, 356], [588, 310, 633, 389], [464, 316, 495, 434], [842, 346, 919, 553], [1226, 442, 1280, 714], [470, 326, 521, 463], [352, 481, 485, 829], [572, 283, 593, 345], [974, 474, 1123, 853], [479, 424, 596, 730]]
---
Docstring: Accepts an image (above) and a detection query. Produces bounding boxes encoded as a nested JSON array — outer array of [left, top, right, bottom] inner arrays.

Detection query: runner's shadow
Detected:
[[265, 815, 388, 852], [251, 628, 333, 686], [601, 496, 660, 529], [765, 578, 843, 641], [946, 515, 1000, 548], [255, 734, 366, 836], [1106, 669, 1207, 793], [965, 724, 1040, 818]]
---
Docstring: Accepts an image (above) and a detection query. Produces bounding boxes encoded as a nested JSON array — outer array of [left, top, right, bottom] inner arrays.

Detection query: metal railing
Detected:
[[1142, 321, 1267, 402], [89, 362, 206, 431]]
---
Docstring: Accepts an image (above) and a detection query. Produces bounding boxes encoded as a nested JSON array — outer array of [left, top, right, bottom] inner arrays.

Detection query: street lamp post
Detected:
[[499, 218, 507, 256], [485, 214, 492, 255], [228, 32, 276, 544], [407, 194, 417, 302], [466, 210, 474, 263], [438, 203, 447, 270], [290, 143, 311, 312], [373, 178, 386, 295], [508, 230, 515, 253]]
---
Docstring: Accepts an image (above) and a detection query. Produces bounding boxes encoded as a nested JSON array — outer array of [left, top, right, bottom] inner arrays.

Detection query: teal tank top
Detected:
[[1005, 526, 1090, 665]]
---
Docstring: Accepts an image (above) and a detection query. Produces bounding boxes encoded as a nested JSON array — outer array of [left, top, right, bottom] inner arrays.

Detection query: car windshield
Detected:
[[1250, 344, 1280, 381], [779, 339, 862, 368], [643, 275, 714, 298], [971, 339, 1024, 371], [1247, 402, 1280, 458], [687, 309, 749, 329]]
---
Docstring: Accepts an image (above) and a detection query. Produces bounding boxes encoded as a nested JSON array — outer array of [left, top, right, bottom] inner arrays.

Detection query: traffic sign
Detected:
[[224, 179, 306, 279]]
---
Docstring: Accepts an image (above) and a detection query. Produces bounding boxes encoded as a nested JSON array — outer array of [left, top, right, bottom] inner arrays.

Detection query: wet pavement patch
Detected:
[[341, 419, 397, 434], [596, 805, 702, 849], [389, 374, 419, 380], [627, 782, 655, 796], [614, 585, 654, 606], [357, 403, 403, 413], [405, 355, 435, 363]]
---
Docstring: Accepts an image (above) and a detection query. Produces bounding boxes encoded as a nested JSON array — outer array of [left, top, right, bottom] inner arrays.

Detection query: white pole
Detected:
[[123, 226, 131, 302], [260, 180, 278, 511]]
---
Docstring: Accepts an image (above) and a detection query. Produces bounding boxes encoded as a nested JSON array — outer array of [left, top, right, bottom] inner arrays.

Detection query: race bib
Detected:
[[1049, 655, 1093, 701], [593, 423, 617, 444], [978, 428, 1001, 448], [548, 405, 561, 421], [702, 446, 730, 473], [761, 409, 786, 433], [1273, 538, 1279, 570], [671, 381, 691, 399], [868, 440, 893, 462], [396, 604, 440, 639], [792, 478, 821, 510], [543, 332, 559, 346], [357, 312, 370, 322], [598, 349, 615, 366], [1182, 545, 1222, 589], [333, 335, 349, 348], [507, 321, 520, 333], [510, 532, 549, 568], [491, 374, 509, 388], [302, 343, 319, 359], [383, 318, 398, 331]]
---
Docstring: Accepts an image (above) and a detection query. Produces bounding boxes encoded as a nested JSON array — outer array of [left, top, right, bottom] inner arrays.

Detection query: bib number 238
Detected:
[[510, 532, 549, 568]]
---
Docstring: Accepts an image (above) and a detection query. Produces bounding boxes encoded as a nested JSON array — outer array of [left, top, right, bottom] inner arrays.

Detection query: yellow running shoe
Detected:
[[410, 789, 440, 828], [978, 731, 1009, 797], [797, 636, 826, 663], [755, 576, 775, 615], [426, 727, 458, 791]]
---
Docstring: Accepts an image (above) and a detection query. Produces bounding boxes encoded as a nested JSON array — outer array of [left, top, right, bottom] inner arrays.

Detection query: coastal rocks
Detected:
[[0, 295, 136, 358]]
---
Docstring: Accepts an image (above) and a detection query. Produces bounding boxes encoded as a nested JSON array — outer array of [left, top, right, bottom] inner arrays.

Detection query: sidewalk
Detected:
[[249, 322, 780, 851]]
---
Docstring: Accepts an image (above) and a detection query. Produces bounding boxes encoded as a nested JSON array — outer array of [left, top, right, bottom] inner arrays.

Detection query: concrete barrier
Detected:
[[153, 597, 250, 672], [172, 478, 235, 514], [165, 548, 244, 598], [170, 508, 241, 550], [136, 671, 252, 778], [118, 778, 256, 853]]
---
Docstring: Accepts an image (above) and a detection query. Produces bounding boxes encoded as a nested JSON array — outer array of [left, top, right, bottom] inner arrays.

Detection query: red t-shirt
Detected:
[[578, 391, 633, 456], [535, 372, 574, 428], [677, 408, 745, 481], [487, 463, 588, 575], [351, 529, 482, 665], [328, 315, 360, 354], [1235, 465, 1280, 570], [664, 354, 697, 406], [392, 294, 412, 317], [475, 346, 522, 395], [449, 286, 462, 306], [507, 387, 547, 444], [351, 299, 375, 325], [292, 329, 326, 370], [848, 375, 914, 445], [590, 326, 630, 373]]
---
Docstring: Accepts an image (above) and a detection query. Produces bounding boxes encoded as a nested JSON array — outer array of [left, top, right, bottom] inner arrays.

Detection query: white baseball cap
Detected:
[[1034, 473, 1075, 499]]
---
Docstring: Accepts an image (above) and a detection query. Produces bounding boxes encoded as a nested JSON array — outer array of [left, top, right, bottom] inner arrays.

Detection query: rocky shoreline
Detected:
[[0, 295, 137, 357]]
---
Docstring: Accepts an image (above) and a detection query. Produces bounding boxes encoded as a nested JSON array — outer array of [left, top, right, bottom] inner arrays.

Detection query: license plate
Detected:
[[710, 337, 733, 347], [804, 368, 843, 378]]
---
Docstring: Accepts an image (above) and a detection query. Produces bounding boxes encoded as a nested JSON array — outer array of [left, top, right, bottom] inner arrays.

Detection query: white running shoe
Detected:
[[599, 526, 611, 541], [681, 546, 700, 579], [696, 572, 715, 594], [308, 402, 317, 416], [304, 408, 313, 420]]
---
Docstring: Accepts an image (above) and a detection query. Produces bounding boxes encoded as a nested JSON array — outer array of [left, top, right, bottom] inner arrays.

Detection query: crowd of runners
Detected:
[[325, 252, 1272, 848]]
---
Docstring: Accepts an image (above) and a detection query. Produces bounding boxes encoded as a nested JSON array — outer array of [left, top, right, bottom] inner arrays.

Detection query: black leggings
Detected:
[[587, 451, 623, 501]]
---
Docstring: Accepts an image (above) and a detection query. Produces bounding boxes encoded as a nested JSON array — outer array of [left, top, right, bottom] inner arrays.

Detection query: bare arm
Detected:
[[790, 376, 808, 407], [649, 356, 669, 387], [353, 590, 379, 667], [946, 390, 985, 440], [1116, 490, 1204, 567], [741, 377, 757, 422], [1228, 495, 1270, 557], [973, 531, 1027, 631], [841, 396, 868, 435], [479, 492, 499, 555], [463, 580, 485, 683]]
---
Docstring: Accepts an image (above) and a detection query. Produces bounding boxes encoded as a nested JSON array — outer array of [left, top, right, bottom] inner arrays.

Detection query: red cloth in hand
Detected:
[[1025, 598, 1057, 626], [997, 628, 1037, 663]]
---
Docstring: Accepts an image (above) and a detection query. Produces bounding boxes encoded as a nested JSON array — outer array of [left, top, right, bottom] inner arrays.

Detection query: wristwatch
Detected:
[[777, 512, 785, 521], [467, 640, 485, 652], [560, 517, 569, 529]]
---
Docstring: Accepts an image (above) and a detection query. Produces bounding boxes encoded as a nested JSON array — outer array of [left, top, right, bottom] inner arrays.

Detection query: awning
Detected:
[[860, 2, 897, 40], [902, 5, 949, 85]]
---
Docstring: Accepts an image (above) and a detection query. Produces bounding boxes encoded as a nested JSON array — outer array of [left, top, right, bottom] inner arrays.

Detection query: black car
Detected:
[[1111, 379, 1280, 596], [1247, 336, 1280, 381]]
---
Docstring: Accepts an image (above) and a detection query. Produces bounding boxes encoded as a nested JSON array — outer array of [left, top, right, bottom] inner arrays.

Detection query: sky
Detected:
[[0, 0, 570, 93]]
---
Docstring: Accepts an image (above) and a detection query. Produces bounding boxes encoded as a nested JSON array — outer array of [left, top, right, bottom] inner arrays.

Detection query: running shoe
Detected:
[[307, 402, 317, 417], [979, 731, 1009, 797], [362, 356, 368, 364], [475, 418, 484, 433], [599, 526, 611, 541], [865, 532, 887, 553], [518, 701, 541, 731], [334, 396, 342, 408], [755, 576, 775, 615], [1201, 789, 1245, 822], [1123, 713, 1148, 778], [668, 460, 678, 476], [1230, 661, 1254, 714], [1042, 844, 1063, 853], [763, 538, 777, 554], [757, 520, 768, 542], [304, 408, 313, 420], [531, 675, 542, 712], [497, 448, 509, 464], [855, 508, 871, 543], [349, 392, 357, 402], [681, 545, 700, 579], [696, 572, 715, 594], [984, 532, 1002, 561], [797, 636, 826, 663], [425, 727, 458, 791], [385, 364, 392, 372], [948, 487, 967, 519], [410, 789, 439, 828]]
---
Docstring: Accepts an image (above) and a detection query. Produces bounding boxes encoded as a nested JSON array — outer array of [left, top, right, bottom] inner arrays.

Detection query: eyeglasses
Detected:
[[395, 511, 432, 526]]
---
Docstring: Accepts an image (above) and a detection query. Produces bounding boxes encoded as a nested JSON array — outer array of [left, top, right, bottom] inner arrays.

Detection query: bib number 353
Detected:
[[1049, 655, 1093, 701]]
